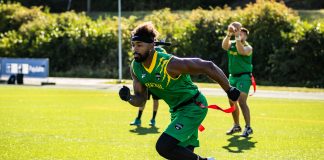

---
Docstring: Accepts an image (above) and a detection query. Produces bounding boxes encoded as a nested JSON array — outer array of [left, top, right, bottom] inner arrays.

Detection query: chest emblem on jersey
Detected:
[[229, 51, 238, 55], [141, 73, 146, 78], [155, 73, 161, 81], [175, 123, 184, 130]]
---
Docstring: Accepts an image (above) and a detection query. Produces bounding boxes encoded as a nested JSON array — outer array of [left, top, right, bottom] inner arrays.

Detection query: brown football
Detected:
[[228, 25, 236, 33], [230, 21, 242, 30]]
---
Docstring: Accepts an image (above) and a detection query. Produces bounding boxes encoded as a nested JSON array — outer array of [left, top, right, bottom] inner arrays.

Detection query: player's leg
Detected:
[[226, 100, 241, 135], [236, 75, 253, 137], [186, 145, 195, 152], [157, 94, 213, 159], [239, 93, 250, 126], [156, 133, 209, 160], [226, 76, 242, 135], [149, 99, 159, 126], [130, 105, 145, 126], [238, 92, 253, 137]]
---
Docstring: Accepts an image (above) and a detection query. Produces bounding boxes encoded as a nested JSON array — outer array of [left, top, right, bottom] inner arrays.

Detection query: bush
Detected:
[[283, 22, 324, 87], [0, 2, 44, 33], [0, 1, 323, 87], [238, 1, 299, 83]]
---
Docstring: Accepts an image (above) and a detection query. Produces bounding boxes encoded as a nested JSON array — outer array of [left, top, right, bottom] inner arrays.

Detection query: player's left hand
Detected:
[[228, 25, 236, 34], [119, 86, 131, 101]]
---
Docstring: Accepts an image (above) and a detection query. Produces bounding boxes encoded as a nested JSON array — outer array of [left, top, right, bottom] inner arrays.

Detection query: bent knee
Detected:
[[155, 138, 170, 156], [155, 133, 178, 157], [155, 142, 164, 156]]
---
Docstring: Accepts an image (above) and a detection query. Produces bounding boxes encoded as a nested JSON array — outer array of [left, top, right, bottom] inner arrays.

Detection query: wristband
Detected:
[[127, 97, 132, 102]]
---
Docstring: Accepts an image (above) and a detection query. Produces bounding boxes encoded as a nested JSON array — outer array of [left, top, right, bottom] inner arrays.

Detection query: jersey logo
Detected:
[[229, 51, 238, 55], [239, 82, 243, 88], [155, 73, 161, 81], [141, 73, 146, 78], [175, 123, 184, 130], [144, 83, 164, 89]]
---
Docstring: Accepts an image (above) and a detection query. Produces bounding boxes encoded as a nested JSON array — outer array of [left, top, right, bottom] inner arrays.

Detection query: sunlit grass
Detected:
[[0, 86, 323, 160], [105, 79, 324, 92]]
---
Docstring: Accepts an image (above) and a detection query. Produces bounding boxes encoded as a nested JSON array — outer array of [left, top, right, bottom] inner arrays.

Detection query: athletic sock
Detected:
[[198, 156, 207, 160], [152, 111, 157, 120], [137, 110, 143, 119]]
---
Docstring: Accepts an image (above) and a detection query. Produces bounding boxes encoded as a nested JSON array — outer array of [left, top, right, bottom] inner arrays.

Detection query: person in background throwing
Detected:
[[221, 22, 254, 137]]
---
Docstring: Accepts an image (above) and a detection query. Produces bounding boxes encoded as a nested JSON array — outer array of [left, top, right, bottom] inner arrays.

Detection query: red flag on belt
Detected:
[[197, 102, 236, 132], [249, 74, 256, 96]]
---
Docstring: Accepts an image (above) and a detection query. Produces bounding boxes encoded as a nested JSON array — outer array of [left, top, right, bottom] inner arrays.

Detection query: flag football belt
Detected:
[[231, 72, 256, 96], [172, 91, 236, 132], [232, 72, 252, 77], [172, 91, 201, 112]]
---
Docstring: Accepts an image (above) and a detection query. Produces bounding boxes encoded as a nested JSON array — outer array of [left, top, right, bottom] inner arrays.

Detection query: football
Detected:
[[228, 25, 236, 33], [230, 21, 242, 30]]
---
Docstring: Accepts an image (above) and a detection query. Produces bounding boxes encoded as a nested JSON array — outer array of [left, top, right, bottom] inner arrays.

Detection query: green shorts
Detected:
[[229, 74, 252, 94], [164, 94, 208, 148]]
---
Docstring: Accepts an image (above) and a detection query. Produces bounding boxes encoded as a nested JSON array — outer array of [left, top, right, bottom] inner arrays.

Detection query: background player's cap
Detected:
[[241, 27, 249, 35]]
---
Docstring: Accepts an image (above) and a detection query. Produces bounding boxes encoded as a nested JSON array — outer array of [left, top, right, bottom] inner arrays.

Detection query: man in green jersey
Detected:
[[222, 22, 253, 137], [119, 22, 241, 160]]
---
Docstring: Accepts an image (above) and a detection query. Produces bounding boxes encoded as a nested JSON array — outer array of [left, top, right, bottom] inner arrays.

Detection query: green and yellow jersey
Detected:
[[227, 40, 253, 75], [132, 48, 198, 112]]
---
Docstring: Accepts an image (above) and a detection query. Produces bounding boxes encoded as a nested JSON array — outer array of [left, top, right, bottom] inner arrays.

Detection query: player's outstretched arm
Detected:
[[222, 25, 234, 50], [118, 66, 147, 107], [167, 57, 240, 101]]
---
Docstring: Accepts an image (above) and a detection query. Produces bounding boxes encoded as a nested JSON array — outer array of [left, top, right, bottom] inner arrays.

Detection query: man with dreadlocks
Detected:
[[119, 21, 241, 160]]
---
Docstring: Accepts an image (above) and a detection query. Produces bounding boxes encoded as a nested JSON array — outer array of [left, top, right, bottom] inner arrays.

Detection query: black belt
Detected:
[[231, 72, 252, 77], [172, 91, 200, 112]]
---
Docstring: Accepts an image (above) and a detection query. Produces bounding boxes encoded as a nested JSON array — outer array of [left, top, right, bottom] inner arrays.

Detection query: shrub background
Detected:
[[0, 1, 323, 87], [8, 0, 324, 12]]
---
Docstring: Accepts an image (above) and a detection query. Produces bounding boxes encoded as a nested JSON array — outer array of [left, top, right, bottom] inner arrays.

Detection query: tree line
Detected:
[[0, 1, 323, 87], [4, 0, 323, 12]]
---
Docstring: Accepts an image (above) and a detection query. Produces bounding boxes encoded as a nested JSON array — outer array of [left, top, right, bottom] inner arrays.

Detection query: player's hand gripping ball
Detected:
[[228, 25, 236, 33], [228, 21, 242, 34], [230, 21, 242, 31], [119, 86, 131, 101]]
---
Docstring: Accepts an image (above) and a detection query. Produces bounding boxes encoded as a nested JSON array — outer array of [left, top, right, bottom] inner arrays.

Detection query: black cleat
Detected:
[[226, 125, 242, 135], [241, 126, 253, 137]]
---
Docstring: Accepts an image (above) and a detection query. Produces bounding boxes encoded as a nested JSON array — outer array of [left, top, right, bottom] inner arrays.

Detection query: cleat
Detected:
[[149, 119, 156, 126], [130, 118, 141, 126], [241, 126, 253, 137], [226, 125, 242, 135]]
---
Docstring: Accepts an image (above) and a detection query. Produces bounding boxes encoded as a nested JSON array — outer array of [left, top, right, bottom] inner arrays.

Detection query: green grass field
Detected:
[[107, 79, 324, 93], [1, 86, 324, 160], [297, 9, 324, 22]]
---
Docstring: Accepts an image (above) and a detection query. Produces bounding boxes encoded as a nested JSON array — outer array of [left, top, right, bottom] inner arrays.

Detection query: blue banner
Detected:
[[0, 58, 49, 78]]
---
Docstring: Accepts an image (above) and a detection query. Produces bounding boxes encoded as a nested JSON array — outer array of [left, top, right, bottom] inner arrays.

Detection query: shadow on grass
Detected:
[[129, 126, 160, 135], [222, 135, 257, 153]]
